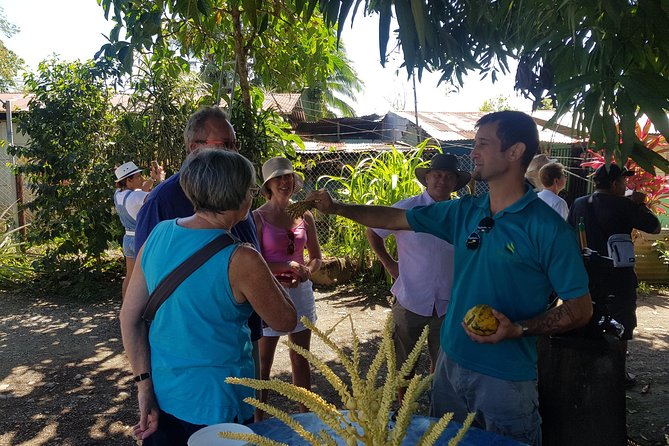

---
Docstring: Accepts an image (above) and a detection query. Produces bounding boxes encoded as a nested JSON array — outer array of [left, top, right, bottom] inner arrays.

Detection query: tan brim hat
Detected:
[[261, 157, 304, 195]]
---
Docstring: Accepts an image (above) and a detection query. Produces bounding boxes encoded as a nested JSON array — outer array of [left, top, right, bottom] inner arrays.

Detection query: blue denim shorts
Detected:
[[430, 351, 542, 446], [122, 234, 136, 258]]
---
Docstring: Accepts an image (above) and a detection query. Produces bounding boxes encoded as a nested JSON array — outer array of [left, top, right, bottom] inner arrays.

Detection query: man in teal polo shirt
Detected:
[[306, 111, 592, 446]]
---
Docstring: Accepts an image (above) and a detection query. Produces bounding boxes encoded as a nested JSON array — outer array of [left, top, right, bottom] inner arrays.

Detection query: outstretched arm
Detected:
[[306, 189, 410, 230]]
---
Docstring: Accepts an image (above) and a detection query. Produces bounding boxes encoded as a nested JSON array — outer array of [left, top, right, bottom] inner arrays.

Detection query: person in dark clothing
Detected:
[[568, 163, 661, 386]]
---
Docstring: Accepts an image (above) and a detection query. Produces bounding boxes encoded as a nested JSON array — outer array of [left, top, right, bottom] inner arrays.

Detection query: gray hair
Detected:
[[180, 149, 256, 213], [183, 106, 231, 148]]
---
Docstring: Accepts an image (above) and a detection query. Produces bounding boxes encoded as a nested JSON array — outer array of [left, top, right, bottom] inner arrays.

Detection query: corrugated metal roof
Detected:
[[262, 93, 302, 114], [0, 93, 31, 112], [391, 110, 580, 144], [301, 140, 410, 152]]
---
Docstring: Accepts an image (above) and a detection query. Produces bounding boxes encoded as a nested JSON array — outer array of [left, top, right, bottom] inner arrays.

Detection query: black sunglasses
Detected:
[[466, 217, 495, 250]]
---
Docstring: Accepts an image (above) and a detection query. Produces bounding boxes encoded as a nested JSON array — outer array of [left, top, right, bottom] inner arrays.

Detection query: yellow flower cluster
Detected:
[[220, 314, 472, 446]]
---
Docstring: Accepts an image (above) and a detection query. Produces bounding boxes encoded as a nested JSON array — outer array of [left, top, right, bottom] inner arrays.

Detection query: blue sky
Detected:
[[1, 0, 532, 114]]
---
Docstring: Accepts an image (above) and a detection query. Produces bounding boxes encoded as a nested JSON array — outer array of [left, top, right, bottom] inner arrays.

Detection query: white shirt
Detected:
[[114, 189, 149, 220], [373, 191, 454, 317], [538, 189, 569, 220]]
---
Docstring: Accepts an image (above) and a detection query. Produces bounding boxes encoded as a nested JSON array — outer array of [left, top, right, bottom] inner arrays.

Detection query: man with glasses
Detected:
[[134, 106, 263, 395], [307, 111, 592, 446], [135, 106, 255, 251], [365, 153, 470, 404]]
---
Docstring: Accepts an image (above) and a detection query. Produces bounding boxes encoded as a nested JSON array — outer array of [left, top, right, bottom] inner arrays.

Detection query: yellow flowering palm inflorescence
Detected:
[[221, 314, 472, 446]]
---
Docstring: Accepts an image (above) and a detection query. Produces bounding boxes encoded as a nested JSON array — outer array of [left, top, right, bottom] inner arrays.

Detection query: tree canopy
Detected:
[[93, 0, 669, 171], [308, 0, 669, 172], [96, 0, 361, 120], [0, 6, 24, 91]]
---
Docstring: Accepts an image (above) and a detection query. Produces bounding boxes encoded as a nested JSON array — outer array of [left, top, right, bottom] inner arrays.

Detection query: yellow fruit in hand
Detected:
[[463, 304, 499, 336]]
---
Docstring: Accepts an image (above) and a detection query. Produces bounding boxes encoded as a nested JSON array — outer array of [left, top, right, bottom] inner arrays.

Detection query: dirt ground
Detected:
[[0, 285, 667, 446]]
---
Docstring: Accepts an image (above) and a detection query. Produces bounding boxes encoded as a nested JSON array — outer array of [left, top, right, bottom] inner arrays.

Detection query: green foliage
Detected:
[[652, 239, 669, 268], [317, 144, 433, 268], [0, 6, 24, 91], [297, 0, 669, 174], [231, 87, 305, 166], [0, 204, 33, 287], [113, 56, 212, 174], [96, 0, 362, 138], [479, 95, 510, 113], [10, 59, 120, 265]]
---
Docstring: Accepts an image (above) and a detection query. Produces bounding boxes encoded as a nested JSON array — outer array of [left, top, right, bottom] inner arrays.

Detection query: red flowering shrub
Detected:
[[580, 119, 669, 215]]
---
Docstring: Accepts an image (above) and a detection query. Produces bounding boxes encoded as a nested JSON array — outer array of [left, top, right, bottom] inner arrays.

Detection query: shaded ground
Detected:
[[0, 286, 667, 445]]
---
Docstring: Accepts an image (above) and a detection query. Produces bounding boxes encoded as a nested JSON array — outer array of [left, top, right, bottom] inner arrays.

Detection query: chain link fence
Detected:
[[288, 147, 483, 247]]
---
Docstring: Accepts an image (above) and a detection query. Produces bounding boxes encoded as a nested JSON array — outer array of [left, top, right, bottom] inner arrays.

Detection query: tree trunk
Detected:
[[231, 5, 252, 112]]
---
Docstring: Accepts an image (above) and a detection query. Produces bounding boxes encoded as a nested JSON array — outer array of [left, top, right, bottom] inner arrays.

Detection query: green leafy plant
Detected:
[[113, 55, 212, 174], [316, 143, 434, 269], [231, 87, 305, 166], [10, 59, 121, 267], [651, 239, 669, 267], [0, 204, 32, 287], [223, 314, 474, 446]]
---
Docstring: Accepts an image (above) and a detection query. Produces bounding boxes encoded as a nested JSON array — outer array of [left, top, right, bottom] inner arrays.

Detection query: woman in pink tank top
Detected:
[[252, 157, 322, 417]]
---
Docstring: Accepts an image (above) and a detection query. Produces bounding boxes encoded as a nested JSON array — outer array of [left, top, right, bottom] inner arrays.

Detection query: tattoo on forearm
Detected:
[[531, 303, 577, 335]]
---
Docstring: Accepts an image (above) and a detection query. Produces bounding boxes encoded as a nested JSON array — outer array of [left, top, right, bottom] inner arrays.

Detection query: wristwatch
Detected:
[[517, 322, 529, 337]]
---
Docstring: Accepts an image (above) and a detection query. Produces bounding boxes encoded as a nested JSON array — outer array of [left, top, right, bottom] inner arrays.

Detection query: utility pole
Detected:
[[412, 69, 419, 145], [2, 99, 25, 236]]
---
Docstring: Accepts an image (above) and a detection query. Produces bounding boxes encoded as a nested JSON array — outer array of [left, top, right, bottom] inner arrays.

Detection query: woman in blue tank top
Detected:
[[120, 149, 297, 446]]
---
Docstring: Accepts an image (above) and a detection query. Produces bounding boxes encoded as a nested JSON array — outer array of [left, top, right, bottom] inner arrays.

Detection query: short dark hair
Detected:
[[180, 149, 255, 213], [539, 162, 565, 187], [183, 106, 231, 148], [593, 164, 633, 189], [476, 111, 539, 169]]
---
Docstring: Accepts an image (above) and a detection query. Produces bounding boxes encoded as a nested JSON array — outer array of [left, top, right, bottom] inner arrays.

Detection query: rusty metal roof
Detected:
[[0, 93, 32, 112]]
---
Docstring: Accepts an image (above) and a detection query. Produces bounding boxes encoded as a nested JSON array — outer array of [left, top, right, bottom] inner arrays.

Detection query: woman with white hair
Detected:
[[120, 149, 297, 445], [253, 156, 322, 416]]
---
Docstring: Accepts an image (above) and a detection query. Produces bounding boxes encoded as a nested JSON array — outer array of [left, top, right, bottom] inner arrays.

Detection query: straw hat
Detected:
[[261, 157, 304, 195], [415, 154, 471, 190], [114, 162, 142, 182]]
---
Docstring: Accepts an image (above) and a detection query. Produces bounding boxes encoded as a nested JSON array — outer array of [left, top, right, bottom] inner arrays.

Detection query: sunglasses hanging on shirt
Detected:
[[466, 217, 495, 250]]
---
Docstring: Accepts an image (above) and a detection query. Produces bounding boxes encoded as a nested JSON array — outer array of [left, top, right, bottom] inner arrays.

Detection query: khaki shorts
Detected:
[[391, 299, 444, 374]]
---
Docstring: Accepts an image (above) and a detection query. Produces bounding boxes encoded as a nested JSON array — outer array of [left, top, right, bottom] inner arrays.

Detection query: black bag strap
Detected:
[[142, 232, 236, 322]]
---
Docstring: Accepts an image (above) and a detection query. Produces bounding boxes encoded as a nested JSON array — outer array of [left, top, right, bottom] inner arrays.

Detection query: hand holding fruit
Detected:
[[462, 304, 520, 344]]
